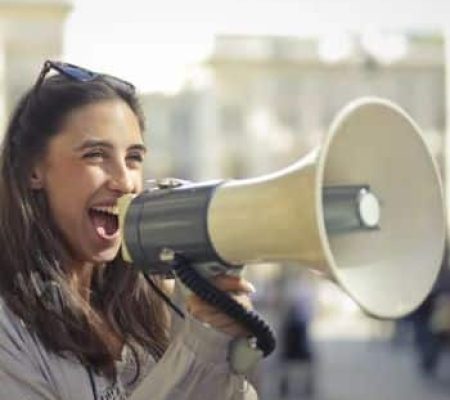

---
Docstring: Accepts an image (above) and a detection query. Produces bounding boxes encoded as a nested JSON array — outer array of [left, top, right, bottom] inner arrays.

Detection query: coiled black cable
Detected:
[[170, 254, 276, 357]]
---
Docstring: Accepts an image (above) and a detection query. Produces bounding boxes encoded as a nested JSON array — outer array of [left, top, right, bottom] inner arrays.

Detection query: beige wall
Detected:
[[141, 34, 445, 184], [0, 0, 72, 136]]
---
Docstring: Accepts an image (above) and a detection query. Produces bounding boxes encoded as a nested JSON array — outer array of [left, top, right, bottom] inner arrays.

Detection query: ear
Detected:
[[29, 165, 45, 190]]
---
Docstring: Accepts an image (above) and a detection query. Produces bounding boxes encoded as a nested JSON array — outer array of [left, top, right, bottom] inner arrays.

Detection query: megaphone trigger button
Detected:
[[155, 177, 192, 189], [159, 247, 175, 263]]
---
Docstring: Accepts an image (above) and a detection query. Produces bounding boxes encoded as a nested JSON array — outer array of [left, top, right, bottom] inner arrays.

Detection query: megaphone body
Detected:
[[119, 98, 445, 320]]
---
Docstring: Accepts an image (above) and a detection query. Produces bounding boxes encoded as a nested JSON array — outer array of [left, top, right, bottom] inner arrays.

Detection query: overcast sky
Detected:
[[64, 0, 450, 93]]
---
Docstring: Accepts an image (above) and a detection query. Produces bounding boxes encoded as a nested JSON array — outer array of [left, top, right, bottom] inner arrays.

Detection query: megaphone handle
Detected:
[[170, 254, 276, 360]]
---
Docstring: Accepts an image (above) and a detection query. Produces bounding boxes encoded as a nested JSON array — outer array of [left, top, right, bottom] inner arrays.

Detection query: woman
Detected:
[[0, 61, 258, 399]]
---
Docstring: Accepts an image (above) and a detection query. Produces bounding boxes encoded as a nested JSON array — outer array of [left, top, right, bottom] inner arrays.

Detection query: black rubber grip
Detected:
[[171, 255, 276, 357]]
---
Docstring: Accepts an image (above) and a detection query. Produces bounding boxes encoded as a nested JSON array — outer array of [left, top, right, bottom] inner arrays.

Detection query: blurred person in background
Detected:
[[410, 250, 450, 376], [279, 275, 316, 399], [0, 61, 258, 400]]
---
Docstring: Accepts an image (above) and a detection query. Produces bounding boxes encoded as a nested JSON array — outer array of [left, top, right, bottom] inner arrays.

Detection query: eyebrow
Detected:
[[74, 139, 147, 153]]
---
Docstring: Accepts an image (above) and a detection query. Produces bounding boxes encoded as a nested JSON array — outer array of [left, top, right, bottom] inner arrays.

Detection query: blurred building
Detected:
[[0, 0, 71, 135], [141, 33, 445, 182], [140, 35, 446, 352]]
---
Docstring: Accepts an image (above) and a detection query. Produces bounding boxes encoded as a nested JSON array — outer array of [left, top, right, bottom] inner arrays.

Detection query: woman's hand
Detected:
[[186, 275, 255, 337]]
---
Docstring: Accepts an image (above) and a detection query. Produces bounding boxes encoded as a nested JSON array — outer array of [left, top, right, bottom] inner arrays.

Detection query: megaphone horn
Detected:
[[118, 97, 445, 320]]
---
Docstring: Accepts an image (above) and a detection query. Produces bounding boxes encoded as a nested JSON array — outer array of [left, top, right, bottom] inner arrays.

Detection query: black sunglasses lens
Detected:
[[60, 65, 97, 81], [101, 75, 135, 92], [37, 61, 135, 93]]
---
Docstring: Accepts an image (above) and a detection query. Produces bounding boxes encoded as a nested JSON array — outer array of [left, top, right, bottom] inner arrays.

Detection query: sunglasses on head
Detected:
[[35, 60, 136, 93]]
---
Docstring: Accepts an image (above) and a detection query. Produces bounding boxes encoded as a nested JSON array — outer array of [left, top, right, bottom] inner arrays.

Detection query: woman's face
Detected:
[[32, 99, 146, 264]]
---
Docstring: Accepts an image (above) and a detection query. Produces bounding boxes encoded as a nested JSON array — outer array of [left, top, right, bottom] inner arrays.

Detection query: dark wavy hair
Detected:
[[0, 72, 169, 379]]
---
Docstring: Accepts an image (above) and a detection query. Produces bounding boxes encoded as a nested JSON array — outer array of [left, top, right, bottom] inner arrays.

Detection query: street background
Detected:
[[0, 1, 449, 399]]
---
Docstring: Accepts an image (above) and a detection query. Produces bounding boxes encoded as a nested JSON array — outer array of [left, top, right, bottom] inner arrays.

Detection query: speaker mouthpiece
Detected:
[[357, 188, 381, 228], [119, 98, 445, 320], [323, 185, 381, 234]]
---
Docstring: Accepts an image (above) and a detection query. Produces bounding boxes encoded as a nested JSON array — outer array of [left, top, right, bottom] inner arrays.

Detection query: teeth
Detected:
[[91, 206, 119, 216]]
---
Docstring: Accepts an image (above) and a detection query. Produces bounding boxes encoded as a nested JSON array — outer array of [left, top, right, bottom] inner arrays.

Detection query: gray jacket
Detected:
[[0, 298, 258, 399]]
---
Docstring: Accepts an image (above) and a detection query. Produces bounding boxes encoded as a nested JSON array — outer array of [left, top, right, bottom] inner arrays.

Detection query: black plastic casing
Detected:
[[123, 181, 229, 274]]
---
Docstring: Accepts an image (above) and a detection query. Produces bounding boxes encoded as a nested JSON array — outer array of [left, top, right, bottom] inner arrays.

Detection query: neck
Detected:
[[67, 261, 97, 303], [66, 261, 124, 357]]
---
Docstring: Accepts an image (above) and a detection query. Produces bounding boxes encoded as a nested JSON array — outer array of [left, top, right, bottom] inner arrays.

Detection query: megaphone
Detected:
[[118, 97, 445, 320]]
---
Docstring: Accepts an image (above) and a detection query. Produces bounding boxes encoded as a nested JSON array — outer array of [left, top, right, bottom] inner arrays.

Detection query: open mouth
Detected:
[[88, 206, 119, 238]]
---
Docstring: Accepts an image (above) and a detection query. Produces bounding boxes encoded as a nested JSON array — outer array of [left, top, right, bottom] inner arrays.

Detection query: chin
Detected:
[[91, 246, 121, 264]]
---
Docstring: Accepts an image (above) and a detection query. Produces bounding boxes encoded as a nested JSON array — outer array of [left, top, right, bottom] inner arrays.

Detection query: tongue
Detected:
[[90, 211, 118, 237]]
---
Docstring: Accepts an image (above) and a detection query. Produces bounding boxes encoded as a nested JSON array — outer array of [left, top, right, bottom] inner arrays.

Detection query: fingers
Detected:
[[188, 299, 252, 337], [188, 305, 251, 336], [186, 275, 254, 313], [185, 275, 256, 337], [188, 292, 253, 313], [209, 275, 256, 294]]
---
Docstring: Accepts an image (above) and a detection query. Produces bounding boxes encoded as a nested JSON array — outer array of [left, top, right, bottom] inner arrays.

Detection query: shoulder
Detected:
[[0, 296, 95, 400], [0, 296, 53, 372], [0, 297, 30, 351]]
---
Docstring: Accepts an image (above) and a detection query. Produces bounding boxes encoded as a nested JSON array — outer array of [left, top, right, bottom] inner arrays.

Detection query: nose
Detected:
[[108, 162, 135, 194]]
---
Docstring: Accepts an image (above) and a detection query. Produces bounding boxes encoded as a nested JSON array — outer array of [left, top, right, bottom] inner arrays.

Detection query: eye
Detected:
[[126, 152, 144, 163], [83, 149, 106, 161]]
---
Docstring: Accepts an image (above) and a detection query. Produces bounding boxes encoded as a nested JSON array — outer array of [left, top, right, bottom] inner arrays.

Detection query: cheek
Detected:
[[44, 168, 102, 219], [46, 182, 86, 225]]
